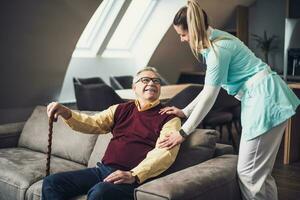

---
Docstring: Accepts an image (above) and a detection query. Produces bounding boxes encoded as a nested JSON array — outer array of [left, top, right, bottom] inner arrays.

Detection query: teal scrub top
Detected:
[[201, 28, 300, 140]]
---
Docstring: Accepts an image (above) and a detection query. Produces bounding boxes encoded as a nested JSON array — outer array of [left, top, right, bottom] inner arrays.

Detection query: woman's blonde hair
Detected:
[[186, 0, 212, 58], [174, 0, 218, 59]]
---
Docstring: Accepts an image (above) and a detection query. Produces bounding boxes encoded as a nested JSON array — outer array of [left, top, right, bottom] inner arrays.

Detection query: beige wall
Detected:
[[0, 0, 102, 123]]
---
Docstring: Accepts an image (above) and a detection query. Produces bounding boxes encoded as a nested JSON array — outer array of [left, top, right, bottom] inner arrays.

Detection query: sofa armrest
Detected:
[[134, 154, 241, 200], [214, 143, 235, 157], [0, 122, 25, 148]]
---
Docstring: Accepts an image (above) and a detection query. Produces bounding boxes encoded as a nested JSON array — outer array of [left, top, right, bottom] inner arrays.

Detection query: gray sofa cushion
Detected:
[[18, 106, 99, 165], [88, 133, 113, 167], [161, 129, 218, 175], [26, 180, 86, 200], [0, 147, 85, 200], [135, 155, 240, 200]]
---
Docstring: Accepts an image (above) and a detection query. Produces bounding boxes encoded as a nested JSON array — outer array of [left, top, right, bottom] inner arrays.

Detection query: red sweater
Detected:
[[102, 101, 175, 170]]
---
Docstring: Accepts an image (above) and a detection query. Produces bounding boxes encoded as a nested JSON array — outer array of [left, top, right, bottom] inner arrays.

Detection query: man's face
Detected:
[[133, 71, 161, 103]]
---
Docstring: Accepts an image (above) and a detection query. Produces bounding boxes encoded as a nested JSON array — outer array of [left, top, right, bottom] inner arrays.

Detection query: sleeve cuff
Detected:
[[182, 108, 190, 118], [181, 126, 193, 136], [131, 169, 147, 184], [130, 171, 141, 184], [179, 129, 189, 138], [63, 111, 78, 126]]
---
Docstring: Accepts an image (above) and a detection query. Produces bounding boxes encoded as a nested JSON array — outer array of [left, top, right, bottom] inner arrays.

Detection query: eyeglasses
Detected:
[[135, 77, 161, 85]]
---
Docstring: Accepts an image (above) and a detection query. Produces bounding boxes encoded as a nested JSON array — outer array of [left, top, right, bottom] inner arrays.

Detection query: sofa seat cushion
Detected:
[[26, 180, 86, 200], [135, 155, 240, 200], [18, 106, 99, 165], [0, 147, 85, 200]]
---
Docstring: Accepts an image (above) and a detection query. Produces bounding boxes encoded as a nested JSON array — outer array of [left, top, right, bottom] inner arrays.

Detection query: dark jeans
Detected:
[[42, 162, 137, 200]]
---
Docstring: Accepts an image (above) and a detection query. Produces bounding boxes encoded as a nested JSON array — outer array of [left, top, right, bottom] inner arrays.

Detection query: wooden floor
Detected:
[[273, 144, 300, 200]]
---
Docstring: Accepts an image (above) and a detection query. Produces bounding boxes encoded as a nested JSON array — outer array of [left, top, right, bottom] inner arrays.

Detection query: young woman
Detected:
[[158, 0, 300, 199]]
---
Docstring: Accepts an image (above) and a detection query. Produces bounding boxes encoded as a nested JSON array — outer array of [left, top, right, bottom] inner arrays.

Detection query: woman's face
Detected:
[[174, 25, 189, 42]]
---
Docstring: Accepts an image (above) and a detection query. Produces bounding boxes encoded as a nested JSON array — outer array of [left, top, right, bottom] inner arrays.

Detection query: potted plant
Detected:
[[252, 31, 278, 65]]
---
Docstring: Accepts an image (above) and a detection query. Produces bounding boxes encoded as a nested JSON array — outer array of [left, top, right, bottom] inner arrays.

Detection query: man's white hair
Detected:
[[132, 66, 161, 84]]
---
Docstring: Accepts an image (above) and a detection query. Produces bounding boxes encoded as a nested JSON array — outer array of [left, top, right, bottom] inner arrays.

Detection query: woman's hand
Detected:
[[159, 106, 186, 118], [47, 102, 71, 121], [158, 131, 185, 149]]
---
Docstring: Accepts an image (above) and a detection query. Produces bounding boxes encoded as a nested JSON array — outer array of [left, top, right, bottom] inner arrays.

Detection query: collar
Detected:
[[135, 99, 160, 112]]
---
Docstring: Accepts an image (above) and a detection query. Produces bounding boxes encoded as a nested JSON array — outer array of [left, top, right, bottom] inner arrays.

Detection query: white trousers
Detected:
[[237, 121, 288, 200]]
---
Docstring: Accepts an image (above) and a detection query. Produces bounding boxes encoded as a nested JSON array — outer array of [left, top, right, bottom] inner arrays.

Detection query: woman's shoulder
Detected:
[[212, 29, 237, 43], [212, 31, 240, 52], [212, 29, 236, 38], [201, 29, 239, 57]]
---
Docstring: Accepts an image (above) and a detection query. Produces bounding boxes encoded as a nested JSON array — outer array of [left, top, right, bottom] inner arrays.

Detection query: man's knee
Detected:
[[87, 182, 119, 200], [42, 173, 64, 193], [42, 175, 54, 190], [42, 174, 63, 200]]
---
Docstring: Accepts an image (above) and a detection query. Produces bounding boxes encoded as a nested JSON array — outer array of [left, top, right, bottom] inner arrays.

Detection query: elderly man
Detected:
[[42, 67, 181, 200]]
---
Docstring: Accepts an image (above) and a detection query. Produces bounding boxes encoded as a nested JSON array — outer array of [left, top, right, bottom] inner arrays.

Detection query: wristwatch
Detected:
[[179, 129, 188, 138]]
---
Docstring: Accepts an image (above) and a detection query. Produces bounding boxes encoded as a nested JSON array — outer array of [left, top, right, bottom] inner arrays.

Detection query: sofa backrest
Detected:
[[18, 106, 99, 165], [88, 133, 113, 167], [161, 129, 218, 175]]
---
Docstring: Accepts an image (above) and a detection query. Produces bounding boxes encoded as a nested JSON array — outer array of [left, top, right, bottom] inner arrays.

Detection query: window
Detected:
[[103, 0, 157, 56], [72, 0, 127, 57], [72, 0, 159, 58]]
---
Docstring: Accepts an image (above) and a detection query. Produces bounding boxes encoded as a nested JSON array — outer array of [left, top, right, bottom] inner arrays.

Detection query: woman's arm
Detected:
[[158, 85, 220, 149], [181, 85, 220, 135], [182, 87, 205, 117]]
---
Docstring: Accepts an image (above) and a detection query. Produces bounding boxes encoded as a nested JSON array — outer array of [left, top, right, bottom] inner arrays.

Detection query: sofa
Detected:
[[0, 106, 241, 200]]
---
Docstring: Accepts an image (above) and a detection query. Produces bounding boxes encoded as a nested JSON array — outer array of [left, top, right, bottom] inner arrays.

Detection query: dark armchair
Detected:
[[165, 85, 203, 108], [73, 77, 124, 111], [73, 77, 106, 85], [109, 76, 133, 90]]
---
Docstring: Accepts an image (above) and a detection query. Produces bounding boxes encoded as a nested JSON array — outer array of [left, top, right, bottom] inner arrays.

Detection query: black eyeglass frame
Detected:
[[135, 77, 162, 85]]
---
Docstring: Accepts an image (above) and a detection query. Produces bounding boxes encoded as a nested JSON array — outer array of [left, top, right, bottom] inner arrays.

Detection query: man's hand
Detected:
[[104, 170, 136, 184], [47, 102, 72, 121], [158, 131, 185, 150]]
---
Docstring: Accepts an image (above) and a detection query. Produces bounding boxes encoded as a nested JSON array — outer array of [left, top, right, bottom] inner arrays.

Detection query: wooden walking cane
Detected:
[[46, 115, 54, 176]]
